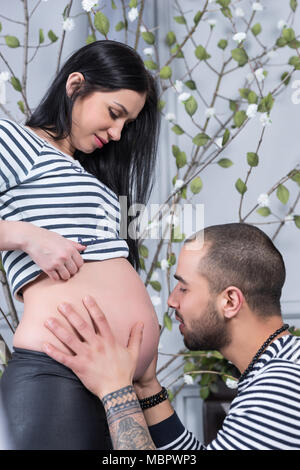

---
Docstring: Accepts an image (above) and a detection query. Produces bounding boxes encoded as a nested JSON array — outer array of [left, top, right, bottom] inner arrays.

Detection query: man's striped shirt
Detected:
[[149, 334, 300, 450], [0, 119, 129, 302]]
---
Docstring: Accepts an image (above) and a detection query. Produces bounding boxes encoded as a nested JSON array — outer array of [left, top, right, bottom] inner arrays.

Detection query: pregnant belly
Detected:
[[13, 258, 160, 380]]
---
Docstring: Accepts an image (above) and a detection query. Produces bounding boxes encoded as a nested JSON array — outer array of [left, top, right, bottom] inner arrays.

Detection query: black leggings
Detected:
[[0, 347, 113, 450]]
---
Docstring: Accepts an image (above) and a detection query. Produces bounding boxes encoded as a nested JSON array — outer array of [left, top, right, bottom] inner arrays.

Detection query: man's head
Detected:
[[168, 223, 286, 351]]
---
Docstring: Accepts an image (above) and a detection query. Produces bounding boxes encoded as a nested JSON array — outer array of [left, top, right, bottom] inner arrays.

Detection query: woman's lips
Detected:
[[94, 135, 107, 148]]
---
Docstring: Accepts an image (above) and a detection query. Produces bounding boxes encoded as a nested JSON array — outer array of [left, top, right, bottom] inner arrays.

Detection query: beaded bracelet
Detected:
[[139, 387, 169, 410]]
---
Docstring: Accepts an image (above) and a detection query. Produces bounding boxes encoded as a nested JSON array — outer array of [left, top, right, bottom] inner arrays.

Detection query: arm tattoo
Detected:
[[102, 385, 156, 450]]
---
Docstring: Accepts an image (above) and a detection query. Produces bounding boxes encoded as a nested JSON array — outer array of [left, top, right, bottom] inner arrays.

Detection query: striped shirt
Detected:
[[149, 334, 300, 450], [0, 119, 129, 303]]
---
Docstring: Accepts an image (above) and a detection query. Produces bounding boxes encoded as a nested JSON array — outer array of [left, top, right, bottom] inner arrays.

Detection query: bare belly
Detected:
[[13, 258, 160, 379]]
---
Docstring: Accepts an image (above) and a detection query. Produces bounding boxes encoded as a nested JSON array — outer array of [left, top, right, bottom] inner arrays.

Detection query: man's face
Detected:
[[167, 242, 231, 351]]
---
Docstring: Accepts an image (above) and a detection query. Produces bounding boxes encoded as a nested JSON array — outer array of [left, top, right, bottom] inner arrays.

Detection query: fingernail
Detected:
[[83, 295, 94, 305], [43, 343, 51, 353], [45, 319, 54, 328], [58, 303, 67, 312]]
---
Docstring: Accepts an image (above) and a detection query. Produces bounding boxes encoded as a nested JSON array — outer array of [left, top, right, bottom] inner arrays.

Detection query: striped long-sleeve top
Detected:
[[149, 334, 300, 450], [0, 119, 129, 302]]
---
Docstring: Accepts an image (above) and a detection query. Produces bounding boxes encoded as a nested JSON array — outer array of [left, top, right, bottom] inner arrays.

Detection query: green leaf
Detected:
[[231, 47, 248, 67], [247, 152, 259, 167], [229, 100, 238, 112], [218, 39, 228, 50], [258, 93, 274, 113], [174, 15, 186, 24], [142, 31, 155, 44], [190, 177, 203, 194], [139, 244, 149, 258], [176, 151, 187, 169], [193, 133, 210, 147], [48, 30, 58, 42], [248, 91, 258, 104], [172, 145, 181, 158], [17, 100, 25, 114], [129, 0, 137, 6], [166, 31, 176, 46], [239, 88, 251, 99], [194, 11, 203, 25], [39, 29, 44, 44], [170, 44, 184, 58], [251, 23, 262, 36], [0, 23, 2, 33], [171, 124, 184, 135], [10, 77, 22, 92], [234, 110, 247, 127], [172, 226, 185, 242], [289, 55, 300, 69], [5, 35, 20, 48], [217, 0, 231, 6], [158, 100, 166, 111], [222, 128, 230, 146], [288, 39, 300, 49], [150, 281, 161, 292], [281, 71, 291, 86], [159, 66, 172, 79], [94, 11, 110, 37], [276, 184, 290, 204], [163, 313, 172, 331], [276, 37, 287, 48], [282, 27, 295, 42], [290, 0, 298, 11], [144, 60, 158, 70], [195, 45, 211, 60], [111, 0, 117, 9], [168, 253, 176, 266], [294, 215, 300, 229], [139, 257, 145, 270], [235, 178, 247, 195], [185, 80, 197, 90], [200, 386, 210, 400], [115, 21, 125, 32], [290, 170, 300, 185], [218, 158, 233, 168], [184, 95, 198, 116], [257, 207, 271, 217], [86, 34, 96, 44]]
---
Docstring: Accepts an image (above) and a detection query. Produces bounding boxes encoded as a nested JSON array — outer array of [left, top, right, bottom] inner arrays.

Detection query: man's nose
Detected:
[[168, 287, 179, 309]]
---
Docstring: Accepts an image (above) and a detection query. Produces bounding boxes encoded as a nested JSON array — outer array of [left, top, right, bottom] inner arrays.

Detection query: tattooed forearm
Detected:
[[102, 385, 156, 450]]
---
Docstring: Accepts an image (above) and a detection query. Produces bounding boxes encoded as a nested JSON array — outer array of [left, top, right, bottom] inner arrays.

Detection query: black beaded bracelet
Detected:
[[138, 387, 168, 410]]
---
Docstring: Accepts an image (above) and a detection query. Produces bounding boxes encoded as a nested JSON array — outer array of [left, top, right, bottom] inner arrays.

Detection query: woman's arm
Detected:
[[0, 220, 30, 251]]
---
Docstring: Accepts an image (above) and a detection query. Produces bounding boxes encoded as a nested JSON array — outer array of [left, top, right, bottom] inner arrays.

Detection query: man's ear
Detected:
[[219, 286, 244, 319]]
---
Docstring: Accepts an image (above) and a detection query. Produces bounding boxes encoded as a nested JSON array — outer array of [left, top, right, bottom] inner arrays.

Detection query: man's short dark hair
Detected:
[[185, 223, 286, 317]]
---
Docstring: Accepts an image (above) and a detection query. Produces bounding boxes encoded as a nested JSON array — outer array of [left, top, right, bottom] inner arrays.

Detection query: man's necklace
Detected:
[[238, 323, 290, 383]]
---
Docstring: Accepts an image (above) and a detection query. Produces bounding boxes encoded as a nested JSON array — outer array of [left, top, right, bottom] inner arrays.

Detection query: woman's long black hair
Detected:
[[26, 40, 160, 271]]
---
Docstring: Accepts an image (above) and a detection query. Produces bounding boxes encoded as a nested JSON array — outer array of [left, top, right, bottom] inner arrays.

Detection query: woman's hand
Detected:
[[21, 222, 87, 281], [42, 295, 144, 399]]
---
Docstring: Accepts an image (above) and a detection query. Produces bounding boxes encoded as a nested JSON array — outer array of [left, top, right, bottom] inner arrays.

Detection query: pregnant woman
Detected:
[[0, 40, 161, 450]]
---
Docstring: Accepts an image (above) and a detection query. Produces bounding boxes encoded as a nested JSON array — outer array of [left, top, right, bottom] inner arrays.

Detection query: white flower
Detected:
[[174, 179, 185, 190], [184, 374, 194, 385], [143, 47, 154, 56], [254, 67, 266, 82], [140, 25, 147, 33], [0, 71, 11, 105], [252, 2, 263, 11], [233, 32, 246, 43], [277, 19, 287, 30], [235, 7, 245, 17], [205, 107, 216, 118], [226, 378, 238, 389], [165, 112, 176, 122], [81, 0, 98, 12], [158, 340, 164, 352], [178, 92, 191, 102], [160, 259, 169, 271], [207, 19, 217, 27], [173, 80, 184, 94], [166, 213, 179, 226], [285, 214, 295, 222], [260, 113, 272, 127], [128, 7, 139, 22], [246, 103, 258, 118], [246, 72, 254, 83], [267, 49, 278, 59], [62, 18, 75, 32], [257, 193, 270, 207], [150, 271, 160, 282], [151, 295, 161, 307], [215, 137, 223, 148]]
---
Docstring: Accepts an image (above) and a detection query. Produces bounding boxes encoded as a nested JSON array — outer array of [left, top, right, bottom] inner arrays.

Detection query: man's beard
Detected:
[[182, 299, 231, 351]]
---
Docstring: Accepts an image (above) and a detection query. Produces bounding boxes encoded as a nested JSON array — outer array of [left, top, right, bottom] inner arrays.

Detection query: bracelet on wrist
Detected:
[[138, 386, 168, 410]]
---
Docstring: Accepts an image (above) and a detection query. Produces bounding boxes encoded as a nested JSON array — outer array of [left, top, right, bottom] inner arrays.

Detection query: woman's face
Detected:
[[66, 73, 146, 155]]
